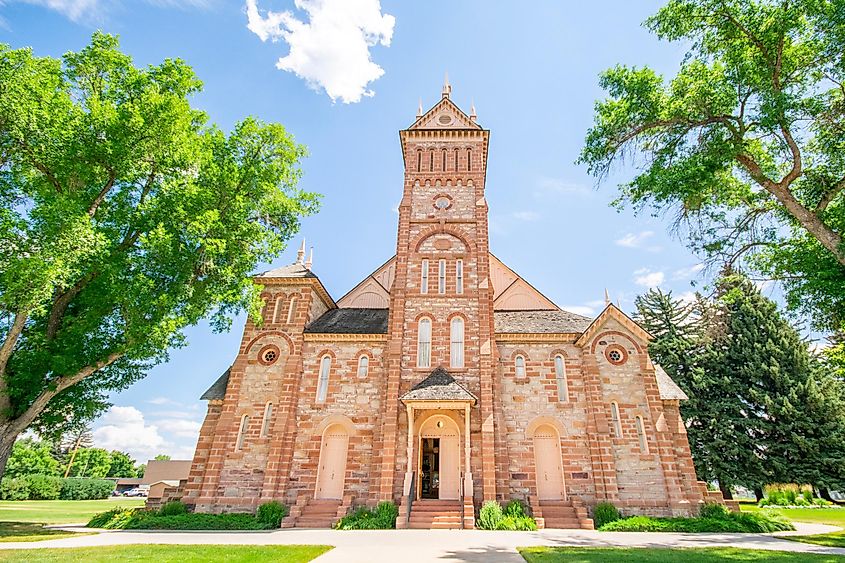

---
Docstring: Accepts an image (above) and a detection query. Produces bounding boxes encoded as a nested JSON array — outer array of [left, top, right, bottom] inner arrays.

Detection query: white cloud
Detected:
[[633, 268, 665, 288], [615, 231, 653, 248], [245, 0, 395, 104], [512, 211, 540, 222], [93, 405, 200, 462], [533, 177, 590, 197], [677, 290, 697, 304], [3, 0, 209, 22], [673, 263, 705, 280], [563, 305, 595, 316]]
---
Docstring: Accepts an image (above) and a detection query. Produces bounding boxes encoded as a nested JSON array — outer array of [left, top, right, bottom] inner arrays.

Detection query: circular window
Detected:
[[437, 114, 453, 125], [434, 196, 450, 210], [258, 345, 281, 365], [605, 345, 628, 365]]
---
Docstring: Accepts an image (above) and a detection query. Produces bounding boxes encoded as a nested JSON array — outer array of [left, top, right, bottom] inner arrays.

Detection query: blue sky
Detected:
[[2, 0, 727, 461]]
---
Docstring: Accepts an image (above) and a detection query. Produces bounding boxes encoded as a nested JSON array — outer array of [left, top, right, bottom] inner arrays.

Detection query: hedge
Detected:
[[88, 501, 288, 530], [0, 475, 114, 500], [597, 507, 794, 533], [476, 500, 537, 531]]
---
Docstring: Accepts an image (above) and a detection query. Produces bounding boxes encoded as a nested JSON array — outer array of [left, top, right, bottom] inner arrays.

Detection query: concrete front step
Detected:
[[409, 500, 462, 529], [543, 518, 583, 529]]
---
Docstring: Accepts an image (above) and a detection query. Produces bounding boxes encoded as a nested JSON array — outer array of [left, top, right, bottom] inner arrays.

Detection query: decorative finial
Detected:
[[417, 97, 423, 118], [470, 99, 477, 121], [605, 288, 611, 306], [305, 246, 313, 269], [442, 72, 451, 98], [296, 239, 306, 264]]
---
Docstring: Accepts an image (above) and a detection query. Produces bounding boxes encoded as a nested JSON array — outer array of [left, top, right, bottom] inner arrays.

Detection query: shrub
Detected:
[[87, 508, 275, 530], [256, 501, 288, 528], [477, 500, 504, 530], [802, 490, 814, 503], [597, 509, 794, 533], [814, 497, 833, 506], [699, 502, 729, 519], [60, 478, 114, 500], [334, 501, 397, 530], [504, 499, 528, 518], [159, 500, 188, 516], [785, 489, 797, 505], [592, 502, 621, 528], [0, 477, 29, 500], [513, 515, 538, 531]]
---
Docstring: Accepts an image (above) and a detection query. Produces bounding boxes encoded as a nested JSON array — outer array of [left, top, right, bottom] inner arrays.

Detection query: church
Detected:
[[178, 83, 727, 529]]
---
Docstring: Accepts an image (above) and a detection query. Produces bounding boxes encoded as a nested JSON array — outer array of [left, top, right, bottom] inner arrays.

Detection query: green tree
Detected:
[[153, 454, 171, 461], [5, 437, 60, 478], [580, 0, 845, 331], [0, 33, 317, 478], [66, 447, 112, 479], [107, 450, 137, 478]]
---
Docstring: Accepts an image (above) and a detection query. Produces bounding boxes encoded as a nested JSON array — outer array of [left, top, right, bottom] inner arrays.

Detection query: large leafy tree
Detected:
[[581, 0, 845, 331], [106, 450, 137, 478], [5, 437, 60, 478], [0, 33, 318, 477]]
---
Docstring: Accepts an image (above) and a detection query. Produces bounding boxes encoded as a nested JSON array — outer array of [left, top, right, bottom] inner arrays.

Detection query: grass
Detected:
[[518, 547, 845, 562], [740, 503, 845, 549], [785, 531, 845, 548], [0, 544, 332, 562], [0, 522, 92, 543], [0, 498, 145, 524]]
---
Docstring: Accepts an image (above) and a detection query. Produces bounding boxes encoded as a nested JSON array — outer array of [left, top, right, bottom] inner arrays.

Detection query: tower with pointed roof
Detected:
[[176, 84, 731, 527]]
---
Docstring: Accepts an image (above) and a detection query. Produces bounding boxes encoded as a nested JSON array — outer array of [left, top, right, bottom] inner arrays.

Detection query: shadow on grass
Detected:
[[0, 521, 92, 543], [517, 547, 845, 562]]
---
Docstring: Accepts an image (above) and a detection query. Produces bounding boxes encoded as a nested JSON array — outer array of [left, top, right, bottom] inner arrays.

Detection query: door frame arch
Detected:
[[314, 422, 350, 500], [416, 413, 462, 500], [531, 422, 567, 501]]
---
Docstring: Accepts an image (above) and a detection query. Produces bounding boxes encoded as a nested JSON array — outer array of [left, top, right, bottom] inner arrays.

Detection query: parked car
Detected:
[[123, 487, 148, 497]]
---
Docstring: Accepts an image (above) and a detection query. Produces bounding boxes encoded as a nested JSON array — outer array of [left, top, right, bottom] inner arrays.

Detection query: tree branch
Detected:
[[45, 272, 97, 341], [87, 169, 116, 217], [0, 311, 26, 383], [815, 178, 845, 214]]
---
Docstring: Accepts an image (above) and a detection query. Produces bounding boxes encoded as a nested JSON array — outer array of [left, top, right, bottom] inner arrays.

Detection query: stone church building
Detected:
[[179, 83, 723, 529]]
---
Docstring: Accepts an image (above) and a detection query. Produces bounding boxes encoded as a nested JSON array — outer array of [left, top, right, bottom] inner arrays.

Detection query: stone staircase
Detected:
[[408, 499, 463, 529], [533, 498, 594, 529], [284, 499, 342, 528], [697, 481, 740, 513]]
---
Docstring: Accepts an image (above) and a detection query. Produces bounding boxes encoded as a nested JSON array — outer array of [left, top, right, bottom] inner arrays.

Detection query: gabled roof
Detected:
[[255, 262, 317, 279], [574, 303, 652, 347], [253, 261, 337, 310], [407, 95, 482, 131], [489, 253, 559, 311], [494, 310, 593, 334], [654, 364, 689, 401], [401, 367, 477, 403], [200, 367, 230, 401], [304, 308, 389, 334]]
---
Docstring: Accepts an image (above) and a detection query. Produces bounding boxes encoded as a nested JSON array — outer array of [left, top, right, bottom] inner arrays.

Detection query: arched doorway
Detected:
[[315, 424, 349, 499], [533, 424, 565, 500], [418, 414, 460, 500]]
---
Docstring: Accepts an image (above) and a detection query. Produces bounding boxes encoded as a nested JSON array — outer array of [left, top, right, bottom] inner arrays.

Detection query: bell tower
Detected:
[[377, 81, 499, 505]]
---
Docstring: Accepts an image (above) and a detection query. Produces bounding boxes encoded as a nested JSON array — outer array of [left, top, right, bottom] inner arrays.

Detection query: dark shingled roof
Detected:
[[304, 308, 389, 334], [654, 364, 689, 400], [255, 262, 317, 279], [401, 367, 477, 402], [200, 367, 230, 400], [494, 310, 593, 334]]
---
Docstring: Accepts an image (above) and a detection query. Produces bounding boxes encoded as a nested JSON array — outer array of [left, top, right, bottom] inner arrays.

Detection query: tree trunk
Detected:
[[754, 487, 764, 502], [820, 488, 833, 502], [0, 426, 18, 480], [718, 480, 734, 500]]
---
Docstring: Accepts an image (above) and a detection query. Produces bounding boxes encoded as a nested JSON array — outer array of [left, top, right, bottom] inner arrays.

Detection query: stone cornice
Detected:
[[302, 333, 388, 342], [255, 277, 337, 310], [494, 333, 580, 343]]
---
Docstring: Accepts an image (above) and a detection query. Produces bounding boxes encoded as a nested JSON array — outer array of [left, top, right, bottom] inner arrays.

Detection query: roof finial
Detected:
[[470, 99, 477, 121], [296, 239, 306, 264], [604, 288, 611, 306], [305, 246, 313, 269], [442, 72, 451, 98], [417, 97, 423, 118]]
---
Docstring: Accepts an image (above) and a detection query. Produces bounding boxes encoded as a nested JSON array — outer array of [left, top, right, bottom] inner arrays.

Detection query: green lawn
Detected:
[[740, 504, 845, 549], [0, 544, 332, 562], [0, 498, 145, 524], [0, 522, 92, 543], [519, 547, 845, 562]]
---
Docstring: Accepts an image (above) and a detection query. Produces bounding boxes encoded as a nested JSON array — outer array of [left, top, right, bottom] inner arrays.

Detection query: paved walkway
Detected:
[[0, 523, 842, 562]]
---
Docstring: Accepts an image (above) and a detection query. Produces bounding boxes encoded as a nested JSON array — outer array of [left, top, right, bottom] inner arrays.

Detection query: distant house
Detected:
[[113, 478, 143, 494], [142, 459, 192, 509]]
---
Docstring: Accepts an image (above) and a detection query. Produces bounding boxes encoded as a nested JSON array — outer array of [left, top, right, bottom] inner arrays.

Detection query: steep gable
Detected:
[[490, 254, 558, 311], [409, 96, 481, 131], [336, 256, 395, 308]]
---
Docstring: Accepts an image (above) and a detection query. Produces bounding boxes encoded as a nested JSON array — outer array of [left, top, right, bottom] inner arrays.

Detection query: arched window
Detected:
[[236, 414, 249, 450], [272, 297, 283, 324], [442, 149, 447, 172], [429, 149, 434, 172], [554, 355, 568, 402], [636, 416, 649, 453], [286, 296, 297, 324], [515, 355, 526, 379], [416, 150, 422, 172], [316, 355, 331, 402], [467, 148, 472, 171], [438, 259, 446, 294], [450, 317, 464, 368], [610, 402, 622, 437], [454, 148, 460, 171], [417, 318, 432, 368], [260, 402, 273, 437], [357, 355, 369, 378], [455, 259, 464, 294], [421, 259, 429, 294]]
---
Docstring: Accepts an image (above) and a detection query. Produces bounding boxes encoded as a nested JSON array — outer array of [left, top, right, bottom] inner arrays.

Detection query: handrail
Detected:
[[406, 471, 416, 526]]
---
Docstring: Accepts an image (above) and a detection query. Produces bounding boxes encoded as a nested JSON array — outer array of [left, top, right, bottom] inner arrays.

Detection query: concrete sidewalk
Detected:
[[1, 523, 843, 562]]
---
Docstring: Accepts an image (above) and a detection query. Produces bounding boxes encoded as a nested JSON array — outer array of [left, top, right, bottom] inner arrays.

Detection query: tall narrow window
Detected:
[[454, 148, 460, 171], [286, 297, 297, 324], [438, 259, 446, 294], [260, 402, 273, 437], [636, 416, 649, 453], [450, 317, 465, 368], [417, 318, 432, 368], [515, 355, 526, 379], [554, 355, 569, 402], [610, 402, 622, 437], [467, 148, 472, 171], [316, 355, 331, 402], [357, 355, 369, 378], [455, 260, 464, 294], [416, 150, 422, 172], [442, 149, 447, 172], [429, 149, 434, 172], [421, 259, 429, 294], [272, 298, 283, 323], [236, 414, 249, 450]]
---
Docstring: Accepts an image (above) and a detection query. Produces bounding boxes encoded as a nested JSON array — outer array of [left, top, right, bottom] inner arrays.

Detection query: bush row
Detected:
[[88, 500, 288, 530], [759, 488, 833, 507], [335, 501, 398, 530], [477, 500, 537, 531], [594, 502, 794, 533], [0, 474, 114, 500]]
